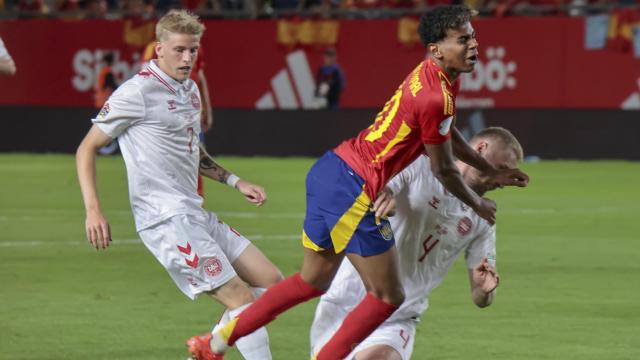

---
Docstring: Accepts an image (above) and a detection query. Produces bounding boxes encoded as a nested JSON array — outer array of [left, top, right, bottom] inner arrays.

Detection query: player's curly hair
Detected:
[[418, 5, 477, 47], [156, 9, 205, 42]]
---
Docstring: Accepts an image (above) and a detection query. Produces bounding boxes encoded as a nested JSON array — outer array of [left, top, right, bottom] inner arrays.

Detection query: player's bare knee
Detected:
[[207, 276, 255, 308], [369, 287, 405, 306]]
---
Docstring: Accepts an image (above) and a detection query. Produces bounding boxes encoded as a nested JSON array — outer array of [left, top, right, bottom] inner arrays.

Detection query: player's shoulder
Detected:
[[108, 76, 145, 106]]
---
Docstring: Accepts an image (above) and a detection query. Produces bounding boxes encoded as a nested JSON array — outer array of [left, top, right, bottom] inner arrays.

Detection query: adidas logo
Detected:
[[256, 50, 319, 110]]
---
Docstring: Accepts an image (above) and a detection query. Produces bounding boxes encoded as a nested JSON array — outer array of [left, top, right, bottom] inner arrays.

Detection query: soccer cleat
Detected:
[[186, 333, 225, 360]]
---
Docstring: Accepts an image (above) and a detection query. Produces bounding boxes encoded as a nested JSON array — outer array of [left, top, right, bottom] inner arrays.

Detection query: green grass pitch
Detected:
[[1, 154, 639, 359]]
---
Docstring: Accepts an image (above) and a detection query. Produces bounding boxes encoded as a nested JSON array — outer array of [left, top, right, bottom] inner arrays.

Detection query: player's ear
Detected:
[[476, 141, 488, 154], [155, 41, 163, 58], [429, 44, 442, 59]]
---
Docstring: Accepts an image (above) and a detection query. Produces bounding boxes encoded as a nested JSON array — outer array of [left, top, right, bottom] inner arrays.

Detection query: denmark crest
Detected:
[[191, 93, 201, 110], [204, 257, 223, 277], [457, 217, 473, 236]]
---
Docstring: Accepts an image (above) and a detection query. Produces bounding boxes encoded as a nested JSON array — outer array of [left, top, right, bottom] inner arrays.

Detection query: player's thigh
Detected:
[[349, 320, 416, 360], [300, 247, 344, 291], [231, 243, 283, 289], [346, 246, 404, 305]]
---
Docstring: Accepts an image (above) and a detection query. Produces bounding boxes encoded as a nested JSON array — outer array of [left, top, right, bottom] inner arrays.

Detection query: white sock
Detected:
[[212, 288, 272, 360]]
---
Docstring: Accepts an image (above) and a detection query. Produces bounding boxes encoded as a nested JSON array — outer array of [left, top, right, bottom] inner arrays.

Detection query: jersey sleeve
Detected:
[[415, 95, 454, 145], [465, 225, 496, 269], [92, 82, 145, 139]]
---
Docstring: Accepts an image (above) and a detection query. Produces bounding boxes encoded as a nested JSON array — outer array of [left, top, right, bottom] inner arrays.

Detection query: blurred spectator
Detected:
[[0, 36, 16, 76], [94, 52, 120, 155], [314, 47, 345, 109], [84, 0, 109, 18], [94, 52, 118, 108], [17, 0, 47, 16]]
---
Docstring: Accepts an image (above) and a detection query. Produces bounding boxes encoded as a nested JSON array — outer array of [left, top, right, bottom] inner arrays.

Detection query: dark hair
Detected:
[[418, 5, 475, 47], [103, 52, 115, 65]]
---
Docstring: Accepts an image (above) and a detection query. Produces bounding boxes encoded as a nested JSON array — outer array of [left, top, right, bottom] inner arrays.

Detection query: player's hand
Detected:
[[236, 180, 267, 207], [85, 209, 112, 250], [373, 187, 396, 218], [489, 167, 530, 188], [473, 197, 496, 225], [472, 257, 500, 294]]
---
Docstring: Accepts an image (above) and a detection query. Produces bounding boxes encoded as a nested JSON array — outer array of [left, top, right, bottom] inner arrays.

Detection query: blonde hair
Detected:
[[156, 10, 205, 42], [471, 127, 524, 161]]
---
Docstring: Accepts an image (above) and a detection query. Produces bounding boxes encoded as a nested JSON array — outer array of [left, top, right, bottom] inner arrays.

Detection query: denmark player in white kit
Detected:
[[310, 127, 523, 360], [76, 10, 282, 360]]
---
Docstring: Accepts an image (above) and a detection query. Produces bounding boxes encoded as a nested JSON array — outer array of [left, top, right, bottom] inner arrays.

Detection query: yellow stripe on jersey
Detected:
[[329, 189, 371, 254], [373, 121, 412, 162], [438, 72, 454, 116], [302, 230, 324, 252]]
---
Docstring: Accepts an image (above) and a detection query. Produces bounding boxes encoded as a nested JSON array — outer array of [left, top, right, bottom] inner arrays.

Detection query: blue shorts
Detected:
[[302, 151, 395, 256]]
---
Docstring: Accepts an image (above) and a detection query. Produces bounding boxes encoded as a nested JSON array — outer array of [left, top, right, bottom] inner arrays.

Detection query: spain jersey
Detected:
[[334, 59, 459, 200]]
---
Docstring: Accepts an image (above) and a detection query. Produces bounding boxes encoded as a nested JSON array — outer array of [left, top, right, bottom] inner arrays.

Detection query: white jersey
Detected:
[[320, 155, 496, 322], [93, 60, 204, 231]]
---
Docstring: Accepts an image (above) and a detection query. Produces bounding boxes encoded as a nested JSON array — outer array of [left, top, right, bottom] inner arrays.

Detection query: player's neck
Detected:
[[431, 57, 459, 82]]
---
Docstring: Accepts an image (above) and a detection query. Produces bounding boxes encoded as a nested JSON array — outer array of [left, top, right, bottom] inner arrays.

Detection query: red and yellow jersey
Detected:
[[334, 59, 459, 200]]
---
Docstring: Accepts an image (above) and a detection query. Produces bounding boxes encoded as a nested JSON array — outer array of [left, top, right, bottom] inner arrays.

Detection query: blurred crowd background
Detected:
[[3, 0, 639, 20]]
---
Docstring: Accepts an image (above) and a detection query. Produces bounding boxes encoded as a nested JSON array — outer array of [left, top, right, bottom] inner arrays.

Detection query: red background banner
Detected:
[[0, 17, 638, 109]]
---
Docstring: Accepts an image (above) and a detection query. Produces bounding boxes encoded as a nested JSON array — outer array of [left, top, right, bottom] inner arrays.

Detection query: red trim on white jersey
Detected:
[[147, 66, 177, 95]]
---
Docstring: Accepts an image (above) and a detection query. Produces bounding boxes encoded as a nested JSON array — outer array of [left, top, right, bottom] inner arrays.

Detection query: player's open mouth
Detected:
[[466, 55, 478, 64], [178, 66, 191, 72]]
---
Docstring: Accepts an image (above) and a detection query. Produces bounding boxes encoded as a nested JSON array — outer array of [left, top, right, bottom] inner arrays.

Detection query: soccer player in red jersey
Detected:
[[204, 5, 529, 360]]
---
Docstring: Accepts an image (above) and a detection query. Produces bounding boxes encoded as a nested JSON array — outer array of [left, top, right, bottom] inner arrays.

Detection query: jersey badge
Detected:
[[167, 100, 177, 111], [204, 257, 223, 277], [457, 217, 473, 236], [378, 221, 394, 241], [438, 116, 453, 136], [191, 93, 201, 110], [98, 102, 111, 118]]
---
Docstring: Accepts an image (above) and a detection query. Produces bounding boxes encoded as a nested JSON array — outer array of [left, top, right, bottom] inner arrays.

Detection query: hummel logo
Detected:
[[167, 100, 177, 110], [256, 50, 317, 110]]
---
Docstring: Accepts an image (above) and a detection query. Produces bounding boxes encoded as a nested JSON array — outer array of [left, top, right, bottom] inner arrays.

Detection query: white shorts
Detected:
[[138, 211, 250, 300], [310, 299, 417, 360]]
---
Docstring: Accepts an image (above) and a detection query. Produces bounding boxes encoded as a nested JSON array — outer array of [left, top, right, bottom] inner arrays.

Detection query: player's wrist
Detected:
[[226, 174, 240, 188]]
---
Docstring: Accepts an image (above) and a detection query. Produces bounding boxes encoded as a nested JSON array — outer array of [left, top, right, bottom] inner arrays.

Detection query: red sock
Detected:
[[228, 272, 323, 345], [315, 293, 398, 360], [197, 175, 204, 198]]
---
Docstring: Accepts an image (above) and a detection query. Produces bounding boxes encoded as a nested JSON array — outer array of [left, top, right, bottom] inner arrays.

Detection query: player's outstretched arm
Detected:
[[425, 140, 497, 225], [198, 144, 266, 206], [76, 125, 113, 250], [468, 257, 499, 308], [451, 127, 529, 187]]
